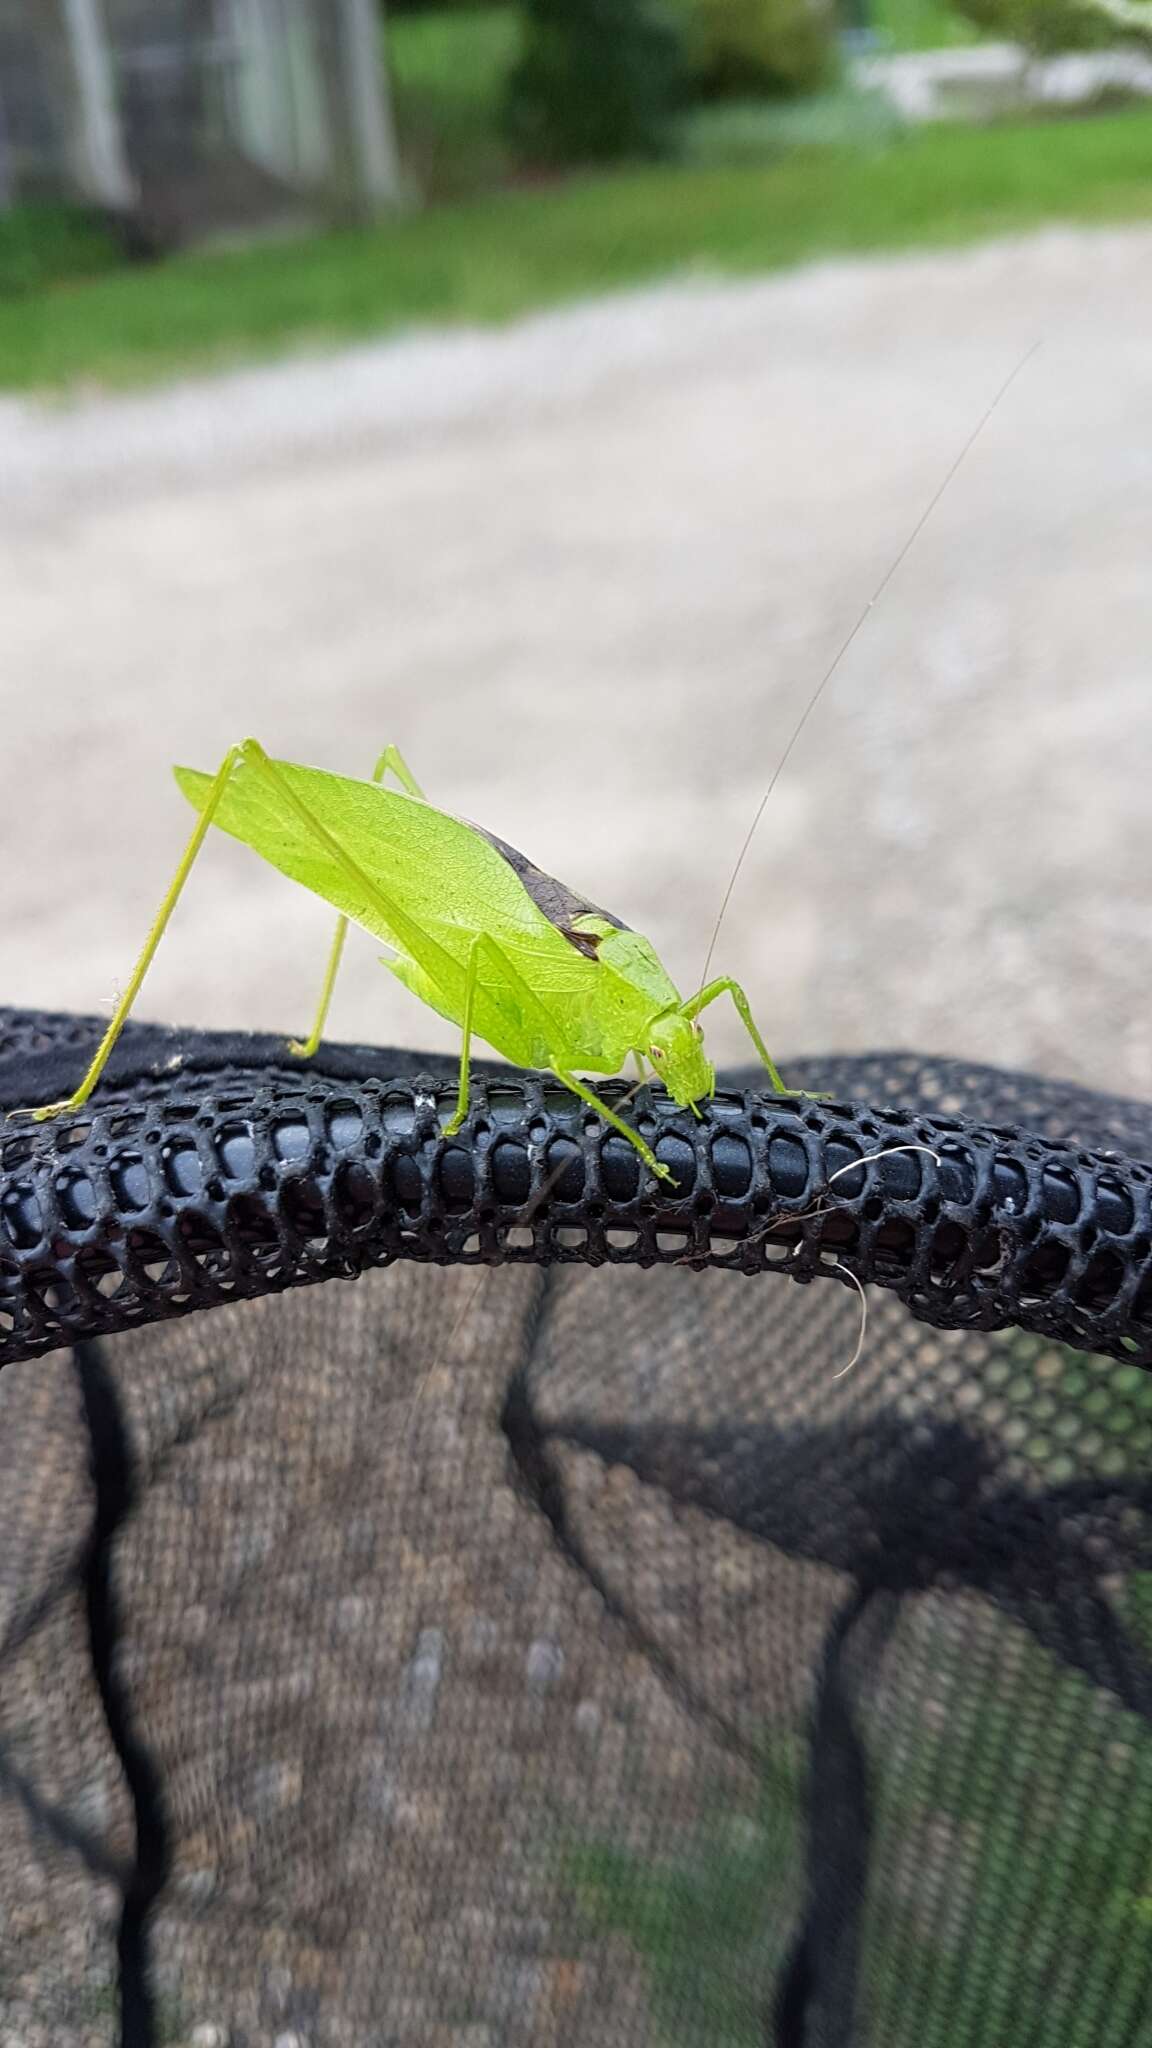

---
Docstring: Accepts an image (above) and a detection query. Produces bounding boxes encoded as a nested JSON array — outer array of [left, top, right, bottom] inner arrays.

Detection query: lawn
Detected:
[[2, 103, 1151, 393], [568, 1624, 1152, 2047]]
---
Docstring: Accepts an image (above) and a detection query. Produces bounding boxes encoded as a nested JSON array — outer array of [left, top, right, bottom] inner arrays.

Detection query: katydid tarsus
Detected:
[[9, 348, 1037, 1191]]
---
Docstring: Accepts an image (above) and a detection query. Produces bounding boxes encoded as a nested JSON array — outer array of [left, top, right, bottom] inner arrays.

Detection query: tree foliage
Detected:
[[951, 0, 1122, 51], [673, 0, 834, 99], [503, 0, 686, 162]]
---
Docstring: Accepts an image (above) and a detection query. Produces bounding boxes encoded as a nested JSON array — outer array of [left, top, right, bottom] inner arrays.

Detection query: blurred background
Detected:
[[1, 0, 1151, 1099]]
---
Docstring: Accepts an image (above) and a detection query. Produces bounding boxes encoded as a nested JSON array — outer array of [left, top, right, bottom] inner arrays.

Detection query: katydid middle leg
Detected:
[[442, 933, 673, 1183], [289, 745, 427, 1058]]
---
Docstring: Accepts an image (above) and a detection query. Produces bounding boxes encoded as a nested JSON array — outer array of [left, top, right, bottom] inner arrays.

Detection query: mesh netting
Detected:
[[2, 1007, 1152, 2048]]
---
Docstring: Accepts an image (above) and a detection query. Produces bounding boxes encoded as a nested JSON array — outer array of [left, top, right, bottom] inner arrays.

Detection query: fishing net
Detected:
[[2, 1003, 1152, 2048]]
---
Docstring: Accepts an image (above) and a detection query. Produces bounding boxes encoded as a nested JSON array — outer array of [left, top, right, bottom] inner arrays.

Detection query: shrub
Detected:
[[389, 8, 520, 198], [502, 0, 686, 163], [675, 0, 835, 99], [0, 204, 124, 299], [951, 0, 1119, 51]]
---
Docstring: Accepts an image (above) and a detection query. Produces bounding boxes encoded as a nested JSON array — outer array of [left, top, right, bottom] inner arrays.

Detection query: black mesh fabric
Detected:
[[3, 1006, 1152, 2048]]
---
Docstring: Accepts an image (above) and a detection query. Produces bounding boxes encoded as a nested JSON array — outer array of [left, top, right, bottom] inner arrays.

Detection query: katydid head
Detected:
[[647, 1009, 714, 1109]]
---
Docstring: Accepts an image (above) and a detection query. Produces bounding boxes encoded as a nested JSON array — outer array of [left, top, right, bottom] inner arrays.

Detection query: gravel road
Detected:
[[3, 225, 1151, 1100], [2, 225, 1151, 2048]]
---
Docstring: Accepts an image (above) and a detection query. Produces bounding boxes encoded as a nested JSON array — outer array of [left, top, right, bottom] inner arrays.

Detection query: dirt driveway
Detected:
[[3, 225, 1151, 1100]]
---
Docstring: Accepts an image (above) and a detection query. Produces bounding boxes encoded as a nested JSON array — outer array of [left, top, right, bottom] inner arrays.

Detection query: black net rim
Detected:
[[2, 1010, 1151, 1369]]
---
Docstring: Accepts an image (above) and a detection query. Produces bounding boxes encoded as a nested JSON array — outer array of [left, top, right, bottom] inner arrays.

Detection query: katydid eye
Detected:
[[650, 1047, 664, 1060]]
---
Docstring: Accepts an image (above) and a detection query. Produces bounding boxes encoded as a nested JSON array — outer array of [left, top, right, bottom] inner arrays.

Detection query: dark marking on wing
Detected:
[[467, 822, 631, 958]]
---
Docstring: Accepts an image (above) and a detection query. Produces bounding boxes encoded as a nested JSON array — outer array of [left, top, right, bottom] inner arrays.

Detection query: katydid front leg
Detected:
[[682, 977, 788, 1094]]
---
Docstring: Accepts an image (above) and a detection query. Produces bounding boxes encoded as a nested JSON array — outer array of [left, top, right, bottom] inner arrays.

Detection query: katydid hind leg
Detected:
[[289, 744, 429, 1059], [239, 744, 465, 1008], [9, 743, 247, 1122], [371, 745, 426, 801]]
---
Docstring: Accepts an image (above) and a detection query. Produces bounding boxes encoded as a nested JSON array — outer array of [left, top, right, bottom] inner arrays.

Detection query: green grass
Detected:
[[4, 106, 1152, 392], [860, 1633, 1152, 2048], [568, 1597, 1152, 2043], [566, 1737, 804, 2045], [389, 5, 520, 198], [565, 1341, 1152, 2048]]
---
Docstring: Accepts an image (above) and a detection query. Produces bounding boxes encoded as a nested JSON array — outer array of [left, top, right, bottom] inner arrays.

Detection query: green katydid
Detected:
[[11, 348, 1033, 1182], [13, 739, 787, 1183]]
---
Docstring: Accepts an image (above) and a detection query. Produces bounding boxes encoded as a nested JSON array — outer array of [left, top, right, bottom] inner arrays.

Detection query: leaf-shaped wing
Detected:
[[174, 757, 665, 1064]]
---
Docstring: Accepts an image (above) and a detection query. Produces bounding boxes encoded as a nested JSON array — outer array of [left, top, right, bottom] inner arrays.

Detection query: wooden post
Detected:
[[340, 0, 403, 211], [62, 0, 136, 210]]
